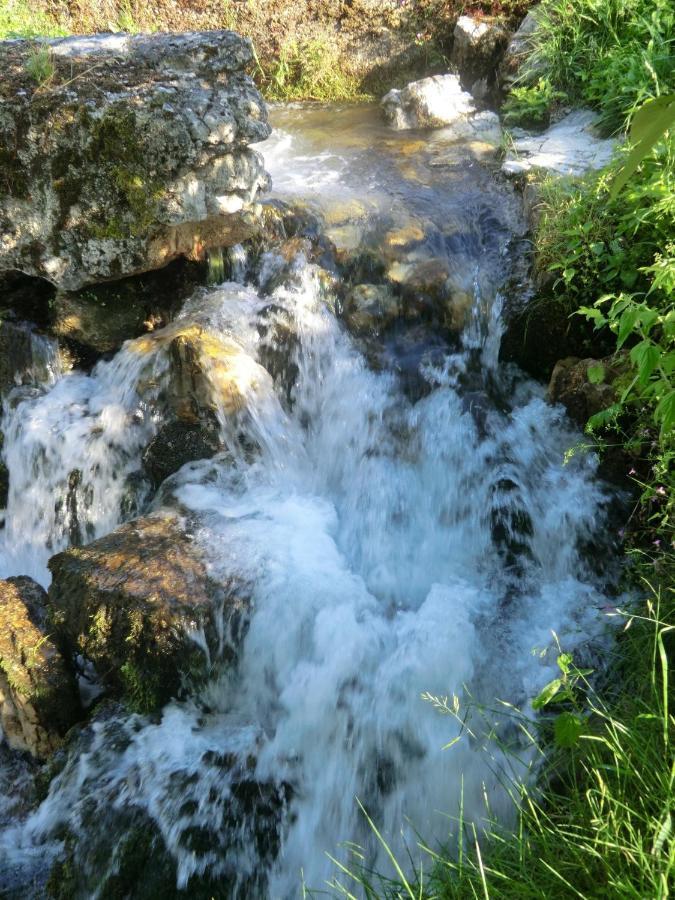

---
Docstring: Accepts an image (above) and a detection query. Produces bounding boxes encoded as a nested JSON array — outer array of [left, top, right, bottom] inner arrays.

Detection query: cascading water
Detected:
[[0, 105, 616, 898]]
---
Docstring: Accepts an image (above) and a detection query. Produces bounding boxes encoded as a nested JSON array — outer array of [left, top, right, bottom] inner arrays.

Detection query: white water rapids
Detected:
[[0, 105, 616, 897]]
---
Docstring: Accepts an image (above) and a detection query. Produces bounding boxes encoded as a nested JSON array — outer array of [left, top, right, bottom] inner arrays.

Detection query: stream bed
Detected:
[[0, 104, 617, 898]]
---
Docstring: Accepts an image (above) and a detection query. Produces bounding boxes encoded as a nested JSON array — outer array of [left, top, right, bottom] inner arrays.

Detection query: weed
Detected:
[[502, 78, 566, 129], [25, 45, 55, 87]]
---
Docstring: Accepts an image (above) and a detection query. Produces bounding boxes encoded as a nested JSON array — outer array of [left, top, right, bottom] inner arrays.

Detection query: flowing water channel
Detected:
[[0, 104, 617, 897]]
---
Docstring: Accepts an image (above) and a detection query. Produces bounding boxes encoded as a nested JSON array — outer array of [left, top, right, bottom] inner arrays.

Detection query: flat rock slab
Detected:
[[48, 513, 250, 710], [0, 30, 271, 290], [502, 109, 618, 177]]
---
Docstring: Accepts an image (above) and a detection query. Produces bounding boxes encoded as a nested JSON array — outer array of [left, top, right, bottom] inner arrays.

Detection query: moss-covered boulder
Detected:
[[47, 514, 250, 711], [0, 576, 82, 758], [0, 31, 270, 291]]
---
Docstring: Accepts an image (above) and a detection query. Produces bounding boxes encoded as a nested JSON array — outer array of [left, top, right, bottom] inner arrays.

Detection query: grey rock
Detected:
[[499, 6, 547, 88], [451, 15, 509, 96], [0, 31, 271, 290]]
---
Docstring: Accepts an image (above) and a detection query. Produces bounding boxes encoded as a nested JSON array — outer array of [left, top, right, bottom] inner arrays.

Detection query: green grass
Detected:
[[261, 36, 365, 103], [521, 0, 675, 133], [0, 0, 69, 39]]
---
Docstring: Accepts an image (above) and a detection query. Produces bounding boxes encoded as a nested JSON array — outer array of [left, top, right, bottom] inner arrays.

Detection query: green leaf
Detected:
[[610, 94, 675, 200], [557, 652, 574, 674], [652, 811, 672, 856], [576, 306, 607, 327], [587, 364, 605, 384], [617, 306, 640, 348], [587, 402, 623, 430], [629, 340, 660, 385], [655, 390, 675, 436], [532, 678, 562, 710], [554, 712, 583, 748]]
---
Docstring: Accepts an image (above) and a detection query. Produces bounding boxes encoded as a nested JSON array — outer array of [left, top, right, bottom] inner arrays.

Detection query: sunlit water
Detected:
[[0, 105, 616, 897]]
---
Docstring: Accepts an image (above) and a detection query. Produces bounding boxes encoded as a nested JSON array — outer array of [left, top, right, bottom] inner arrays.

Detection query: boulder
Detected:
[[142, 420, 222, 488], [547, 356, 618, 426], [342, 283, 401, 335], [502, 110, 618, 177], [0, 31, 270, 291], [48, 514, 250, 711], [381, 74, 476, 130], [159, 323, 260, 424], [499, 6, 546, 89], [451, 15, 509, 100], [0, 576, 81, 758]]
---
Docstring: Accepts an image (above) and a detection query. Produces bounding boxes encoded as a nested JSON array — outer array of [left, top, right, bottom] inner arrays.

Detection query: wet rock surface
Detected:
[[0, 31, 270, 291], [381, 74, 477, 130], [142, 421, 222, 489], [0, 576, 81, 758], [48, 514, 250, 711], [502, 110, 618, 177]]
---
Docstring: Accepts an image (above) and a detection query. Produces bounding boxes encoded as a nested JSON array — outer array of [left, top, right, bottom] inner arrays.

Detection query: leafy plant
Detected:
[[502, 78, 566, 128], [529, 0, 675, 133]]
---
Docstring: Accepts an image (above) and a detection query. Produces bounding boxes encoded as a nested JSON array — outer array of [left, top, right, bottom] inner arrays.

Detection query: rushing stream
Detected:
[[0, 105, 616, 897]]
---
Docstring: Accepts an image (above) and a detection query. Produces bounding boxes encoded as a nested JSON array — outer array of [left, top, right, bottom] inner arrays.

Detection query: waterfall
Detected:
[[0, 105, 616, 898]]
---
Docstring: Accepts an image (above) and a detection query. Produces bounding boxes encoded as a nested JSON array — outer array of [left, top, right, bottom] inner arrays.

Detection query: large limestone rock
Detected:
[[0, 31, 270, 290], [502, 110, 618, 177], [0, 577, 81, 758], [381, 74, 477, 130], [48, 514, 250, 710]]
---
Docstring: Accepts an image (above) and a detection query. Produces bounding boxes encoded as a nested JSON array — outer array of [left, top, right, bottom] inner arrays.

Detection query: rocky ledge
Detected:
[[0, 31, 271, 290]]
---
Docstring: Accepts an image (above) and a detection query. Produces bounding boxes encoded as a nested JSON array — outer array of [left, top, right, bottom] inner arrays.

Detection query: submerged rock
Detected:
[[0, 31, 270, 291], [381, 74, 477, 130], [47, 514, 250, 711], [342, 283, 401, 335], [0, 577, 81, 758], [502, 110, 618, 177]]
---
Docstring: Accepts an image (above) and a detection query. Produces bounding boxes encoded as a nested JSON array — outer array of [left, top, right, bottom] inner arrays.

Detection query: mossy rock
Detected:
[[0, 576, 82, 758], [47, 514, 250, 712]]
